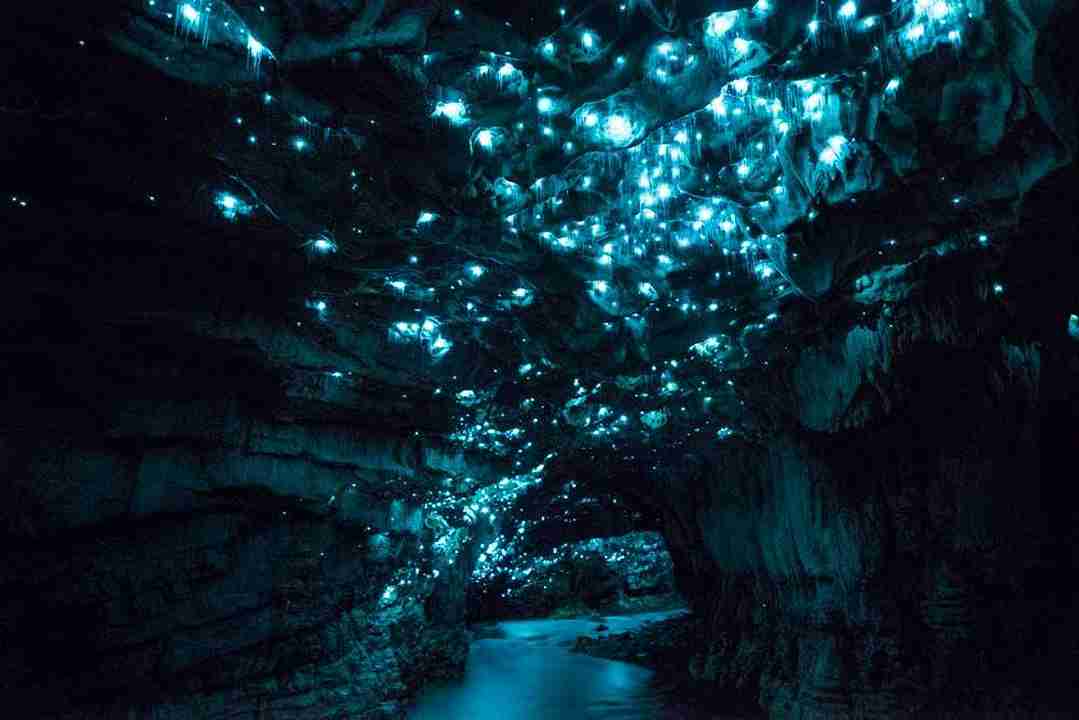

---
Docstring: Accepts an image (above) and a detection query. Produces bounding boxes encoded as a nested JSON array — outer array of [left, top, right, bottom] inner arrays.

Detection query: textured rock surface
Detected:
[[560, 168, 1079, 716], [0, 333, 473, 718]]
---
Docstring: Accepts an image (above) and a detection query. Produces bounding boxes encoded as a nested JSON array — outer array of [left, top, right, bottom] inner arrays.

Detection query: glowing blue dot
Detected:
[[537, 97, 554, 113], [706, 12, 736, 37], [838, 1, 858, 20], [433, 100, 468, 124], [929, 1, 951, 20], [180, 3, 199, 24], [581, 32, 595, 49], [603, 114, 633, 143]]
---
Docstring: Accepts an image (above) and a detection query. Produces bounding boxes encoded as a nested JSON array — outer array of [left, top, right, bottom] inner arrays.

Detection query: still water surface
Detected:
[[409, 610, 737, 719]]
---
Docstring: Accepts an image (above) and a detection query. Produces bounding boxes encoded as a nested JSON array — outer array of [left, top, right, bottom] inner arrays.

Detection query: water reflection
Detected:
[[409, 610, 734, 719]]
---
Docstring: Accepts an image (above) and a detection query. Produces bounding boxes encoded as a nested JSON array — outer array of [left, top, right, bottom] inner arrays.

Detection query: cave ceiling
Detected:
[[24, 0, 1073, 494]]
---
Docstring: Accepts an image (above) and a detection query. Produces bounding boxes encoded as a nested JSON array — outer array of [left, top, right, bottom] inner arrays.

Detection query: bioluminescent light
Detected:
[[541, 40, 556, 56], [497, 62, 517, 79], [292, 137, 307, 151], [591, 280, 609, 293], [215, 192, 250, 221], [388, 279, 407, 292], [474, 129, 494, 151], [602, 114, 633, 143], [733, 37, 750, 55], [731, 78, 749, 94], [819, 135, 848, 165], [753, 0, 771, 14], [433, 100, 468, 125], [430, 336, 452, 356], [885, 78, 901, 94], [180, 3, 200, 25], [838, 1, 858, 20], [808, 19, 820, 34], [468, 264, 486, 279], [247, 33, 271, 72], [906, 23, 925, 41], [709, 96, 727, 116], [929, 1, 951, 20], [537, 97, 554, 114], [417, 211, 438, 225], [580, 31, 596, 50], [583, 112, 599, 128], [313, 237, 336, 253], [706, 11, 737, 37]]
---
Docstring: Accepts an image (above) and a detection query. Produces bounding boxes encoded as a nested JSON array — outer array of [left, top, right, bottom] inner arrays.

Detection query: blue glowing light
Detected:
[[537, 97, 554, 114], [602, 114, 633, 144], [838, 1, 858, 20], [215, 192, 250, 221], [180, 3, 200, 25], [433, 100, 468, 125], [706, 11, 737, 37]]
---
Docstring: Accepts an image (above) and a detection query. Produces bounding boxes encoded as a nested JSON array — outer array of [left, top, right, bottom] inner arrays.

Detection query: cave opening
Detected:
[[3, 0, 1078, 718]]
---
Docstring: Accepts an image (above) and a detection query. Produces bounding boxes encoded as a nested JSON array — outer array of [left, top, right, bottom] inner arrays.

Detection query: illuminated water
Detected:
[[409, 610, 733, 719]]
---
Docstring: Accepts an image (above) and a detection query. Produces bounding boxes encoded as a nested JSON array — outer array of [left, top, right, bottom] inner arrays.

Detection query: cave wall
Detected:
[[0, 205, 474, 719], [640, 179, 1079, 717], [0, 342, 471, 719]]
